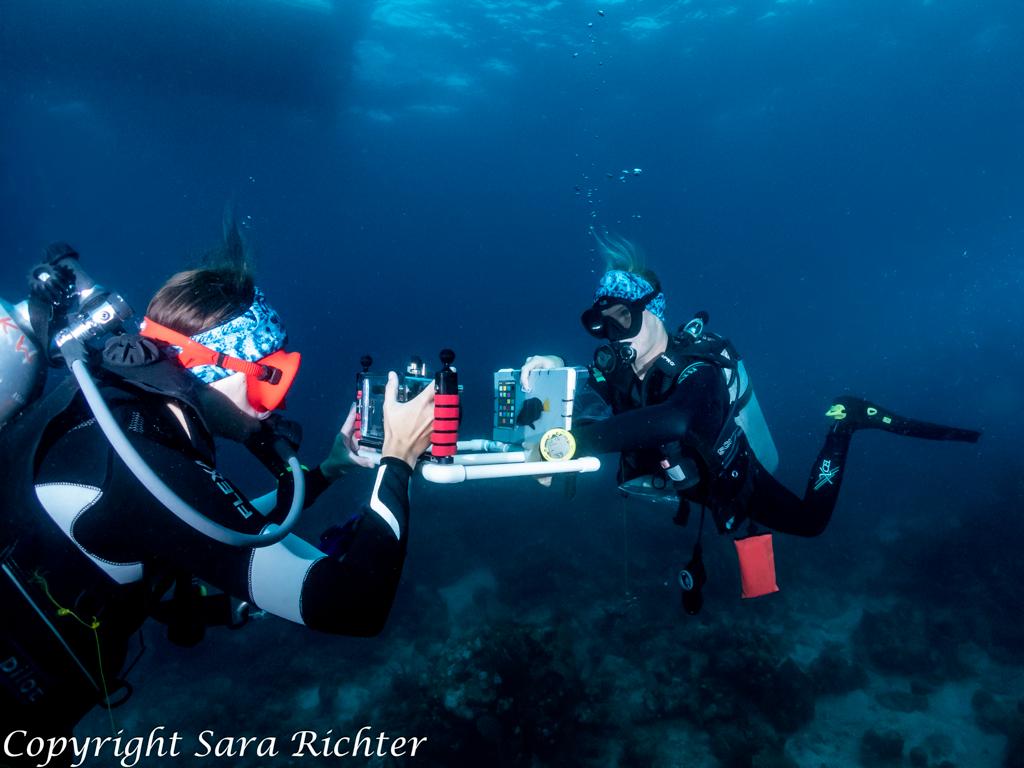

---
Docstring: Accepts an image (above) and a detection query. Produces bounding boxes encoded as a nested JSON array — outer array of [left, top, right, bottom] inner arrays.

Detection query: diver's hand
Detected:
[[523, 439, 554, 487], [520, 355, 565, 392], [321, 404, 377, 479], [383, 371, 436, 469]]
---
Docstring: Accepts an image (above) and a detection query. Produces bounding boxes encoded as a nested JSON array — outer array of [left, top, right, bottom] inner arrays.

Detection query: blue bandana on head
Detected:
[[594, 270, 666, 321], [188, 287, 288, 383]]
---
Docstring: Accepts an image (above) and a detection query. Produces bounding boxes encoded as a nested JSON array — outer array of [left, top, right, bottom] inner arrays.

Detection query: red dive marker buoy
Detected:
[[432, 348, 459, 463]]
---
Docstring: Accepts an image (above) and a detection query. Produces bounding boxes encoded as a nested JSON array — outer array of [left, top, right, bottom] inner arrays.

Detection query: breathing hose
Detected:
[[69, 358, 305, 548]]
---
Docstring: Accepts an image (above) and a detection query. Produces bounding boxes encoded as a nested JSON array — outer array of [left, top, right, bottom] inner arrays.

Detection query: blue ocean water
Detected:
[[2, 1, 1022, 766]]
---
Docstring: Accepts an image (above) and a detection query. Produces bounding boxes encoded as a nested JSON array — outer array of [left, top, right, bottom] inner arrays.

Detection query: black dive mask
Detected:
[[593, 341, 637, 375], [580, 291, 657, 342]]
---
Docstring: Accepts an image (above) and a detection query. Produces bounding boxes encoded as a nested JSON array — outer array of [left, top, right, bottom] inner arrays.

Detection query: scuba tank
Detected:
[[0, 296, 44, 428], [680, 313, 779, 477]]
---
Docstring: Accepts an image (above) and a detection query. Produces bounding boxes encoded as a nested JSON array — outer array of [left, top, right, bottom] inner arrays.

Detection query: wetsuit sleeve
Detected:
[[61, 398, 412, 637], [572, 363, 728, 455], [290, 458, 411, 635], [121, 447, 409, 636]]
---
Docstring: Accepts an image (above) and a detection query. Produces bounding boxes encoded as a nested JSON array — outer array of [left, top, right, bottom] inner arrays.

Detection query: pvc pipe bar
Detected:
[[420, 456, 601, 484], [455, 439, 514, 453], [452, 451, 528, 466]]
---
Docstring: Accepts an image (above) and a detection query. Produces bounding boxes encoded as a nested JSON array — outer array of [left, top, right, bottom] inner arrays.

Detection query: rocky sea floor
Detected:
[[79, 476, 1024, 767]]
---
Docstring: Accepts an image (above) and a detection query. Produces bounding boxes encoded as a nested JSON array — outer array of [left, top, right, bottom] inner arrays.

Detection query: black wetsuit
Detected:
[[1, 381, 413, 740], [573, 343, 979, 537]]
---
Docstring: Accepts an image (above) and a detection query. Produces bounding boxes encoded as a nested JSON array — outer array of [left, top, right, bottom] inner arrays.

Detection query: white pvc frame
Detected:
[[357, 439, 601, 484]]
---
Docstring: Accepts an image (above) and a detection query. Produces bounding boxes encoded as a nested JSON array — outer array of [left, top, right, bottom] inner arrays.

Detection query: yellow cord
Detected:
[[30, 572, 117, 735]]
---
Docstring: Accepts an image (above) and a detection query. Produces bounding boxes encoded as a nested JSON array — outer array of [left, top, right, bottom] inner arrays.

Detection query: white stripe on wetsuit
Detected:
[[34, 483, 145, 585], [249, 489, 278, 515], [369, 465, 401, 539]]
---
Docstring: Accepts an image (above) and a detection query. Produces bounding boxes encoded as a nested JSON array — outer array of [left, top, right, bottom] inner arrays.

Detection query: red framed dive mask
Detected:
[[140, 317, 301, 412]]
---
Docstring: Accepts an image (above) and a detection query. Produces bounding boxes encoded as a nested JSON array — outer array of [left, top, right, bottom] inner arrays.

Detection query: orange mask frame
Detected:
[[140, 317, 300, 412]]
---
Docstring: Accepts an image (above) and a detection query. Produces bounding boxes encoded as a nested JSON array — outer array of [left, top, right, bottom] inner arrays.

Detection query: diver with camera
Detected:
[[520, 235, 981, 613], [0, 235, 434, 742]]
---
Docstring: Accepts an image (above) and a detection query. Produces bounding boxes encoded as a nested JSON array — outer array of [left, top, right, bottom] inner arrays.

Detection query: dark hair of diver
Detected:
[[591, 229, 662, 296], [146, 216, 254, 336]]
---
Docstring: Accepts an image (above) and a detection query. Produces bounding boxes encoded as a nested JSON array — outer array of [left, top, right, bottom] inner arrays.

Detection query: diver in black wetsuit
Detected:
[[521, 240, 980, 543], [0, 238, 435, 743]]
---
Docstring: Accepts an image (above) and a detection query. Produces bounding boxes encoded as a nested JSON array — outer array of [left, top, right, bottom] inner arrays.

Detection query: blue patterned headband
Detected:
[[594, 270, 666, 321], [188, 287, 288, 383]]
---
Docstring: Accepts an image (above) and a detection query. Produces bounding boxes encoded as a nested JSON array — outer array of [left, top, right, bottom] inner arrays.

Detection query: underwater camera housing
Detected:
[[358, 366, 434, 450]]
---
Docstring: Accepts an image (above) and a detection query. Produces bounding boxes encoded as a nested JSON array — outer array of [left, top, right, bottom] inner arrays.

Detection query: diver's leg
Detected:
[[747, 399, 978, 538], [747, 444, 846, 537], [775, 397, 981, 536], [796, 426, 855, 534]]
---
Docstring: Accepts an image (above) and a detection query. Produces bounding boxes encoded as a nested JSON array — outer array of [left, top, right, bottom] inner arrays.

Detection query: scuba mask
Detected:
[[580, 290, 658, 342], [140, 317, 300, 413]]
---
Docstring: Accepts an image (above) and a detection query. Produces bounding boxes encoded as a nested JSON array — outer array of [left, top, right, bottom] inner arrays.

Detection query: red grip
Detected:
[[432, 393, 460, 457]]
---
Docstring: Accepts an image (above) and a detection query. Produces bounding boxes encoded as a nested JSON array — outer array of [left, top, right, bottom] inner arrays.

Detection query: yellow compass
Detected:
[[539, 428, 576, 462]]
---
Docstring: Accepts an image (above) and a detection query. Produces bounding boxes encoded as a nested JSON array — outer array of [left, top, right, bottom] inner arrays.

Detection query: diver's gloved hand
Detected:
[[244, 413, 303, 474], [321, 403, 378, 479], [520, 355, 565, 392]]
